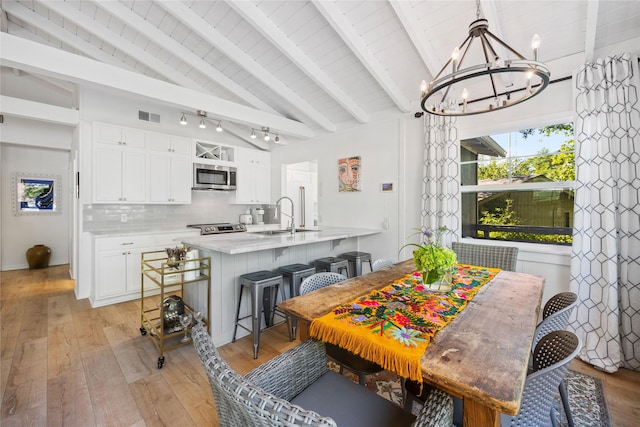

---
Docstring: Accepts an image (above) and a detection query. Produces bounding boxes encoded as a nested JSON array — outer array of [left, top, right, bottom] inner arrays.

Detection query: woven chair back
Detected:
[[191, 323, 336, 426], [451, 242, 519, 271], [533, 292, 578, 349], [506, 331, 581, 427], [299, 272, 347, 295], [372, 259, 394, 271]]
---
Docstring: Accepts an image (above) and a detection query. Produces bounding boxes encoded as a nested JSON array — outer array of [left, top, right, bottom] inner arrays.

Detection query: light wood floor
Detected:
[[1, 265, 639, 426]]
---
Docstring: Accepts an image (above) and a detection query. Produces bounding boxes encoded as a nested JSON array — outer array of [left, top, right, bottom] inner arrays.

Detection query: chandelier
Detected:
[[420, 0, 550, 116]]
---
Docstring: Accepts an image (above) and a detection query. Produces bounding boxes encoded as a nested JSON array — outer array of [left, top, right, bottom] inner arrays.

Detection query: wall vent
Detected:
[[138, 110, 160, 123]]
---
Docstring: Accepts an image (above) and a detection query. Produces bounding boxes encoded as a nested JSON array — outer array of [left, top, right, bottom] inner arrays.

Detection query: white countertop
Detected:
[[181, 227, 381, 255]]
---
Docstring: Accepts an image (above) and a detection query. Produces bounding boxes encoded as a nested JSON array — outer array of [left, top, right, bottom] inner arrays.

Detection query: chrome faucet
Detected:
[[275, 196, 295, 235]]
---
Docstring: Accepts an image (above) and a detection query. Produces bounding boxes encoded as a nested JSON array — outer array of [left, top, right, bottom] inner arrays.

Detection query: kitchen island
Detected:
[[181, 227, 380, 346]]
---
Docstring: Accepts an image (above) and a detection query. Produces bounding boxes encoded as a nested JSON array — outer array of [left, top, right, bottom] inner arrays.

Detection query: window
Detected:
[[460, 123, 574, 245]]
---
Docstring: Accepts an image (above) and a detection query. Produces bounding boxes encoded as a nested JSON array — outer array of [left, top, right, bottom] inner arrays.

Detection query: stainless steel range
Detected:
[[187, 223, 246, 235]]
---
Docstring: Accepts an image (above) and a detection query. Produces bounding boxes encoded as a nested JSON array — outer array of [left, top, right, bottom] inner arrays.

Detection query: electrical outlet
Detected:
[[121, 214, 128, 222], [383, 217, 390, 230]]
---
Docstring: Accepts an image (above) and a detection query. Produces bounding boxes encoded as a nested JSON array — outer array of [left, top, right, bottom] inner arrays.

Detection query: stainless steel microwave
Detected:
[[192, 163, 237, 191]]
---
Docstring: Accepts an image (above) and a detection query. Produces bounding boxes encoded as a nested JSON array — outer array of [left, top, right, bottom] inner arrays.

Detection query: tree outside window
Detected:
[[461, 124, 575, 245]]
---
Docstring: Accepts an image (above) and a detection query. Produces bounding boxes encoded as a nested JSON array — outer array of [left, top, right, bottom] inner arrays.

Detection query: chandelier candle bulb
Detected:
[[532, 34, 541, 61], [451, 47, 460, 72], [462, 88, 468, 113], [420, 80, 428, 97]]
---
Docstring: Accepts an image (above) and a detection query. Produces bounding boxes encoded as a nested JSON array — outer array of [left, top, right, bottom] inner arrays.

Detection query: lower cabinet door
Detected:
[[96, 250, 127, 299]]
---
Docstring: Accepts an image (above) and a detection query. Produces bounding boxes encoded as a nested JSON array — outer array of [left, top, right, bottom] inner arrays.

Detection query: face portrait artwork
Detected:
[[338, 156, 361, 192]]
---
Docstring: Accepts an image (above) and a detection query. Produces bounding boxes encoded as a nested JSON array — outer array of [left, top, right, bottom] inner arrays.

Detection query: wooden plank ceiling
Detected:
[[1, 0, 639, 145]]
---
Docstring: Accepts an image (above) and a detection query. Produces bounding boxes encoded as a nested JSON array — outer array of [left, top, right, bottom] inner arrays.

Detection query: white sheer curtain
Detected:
[[421, 115, 460, 246], [570, 53, 640, 372]]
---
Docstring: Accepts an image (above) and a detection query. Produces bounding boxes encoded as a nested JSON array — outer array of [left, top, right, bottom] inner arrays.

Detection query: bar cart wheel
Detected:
[[140, 327, 147, 336], [157, 356, 164, 369]]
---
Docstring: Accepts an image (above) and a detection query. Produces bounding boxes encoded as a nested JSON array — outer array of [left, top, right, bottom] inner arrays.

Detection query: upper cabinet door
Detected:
[[171, 135, 193, 156], [94, 123, 146, 149], [121, 128, 146, 149], [147, 132, 172, 152]]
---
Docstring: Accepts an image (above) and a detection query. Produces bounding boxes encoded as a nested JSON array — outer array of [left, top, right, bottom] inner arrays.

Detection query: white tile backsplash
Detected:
[[83, 191, 259, 232]]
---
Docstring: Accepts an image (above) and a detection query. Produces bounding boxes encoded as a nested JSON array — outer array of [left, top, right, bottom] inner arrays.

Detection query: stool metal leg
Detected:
[[232, 284, 244, 343], [251, 284, 263, 359]]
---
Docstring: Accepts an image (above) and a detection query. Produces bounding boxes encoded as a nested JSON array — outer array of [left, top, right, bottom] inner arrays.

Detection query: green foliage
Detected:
[[401, 227, 457, 275], [475, 123, 576, 245]]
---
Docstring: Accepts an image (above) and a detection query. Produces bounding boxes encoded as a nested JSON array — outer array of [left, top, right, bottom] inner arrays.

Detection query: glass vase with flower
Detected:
[[401, 226, 457, 292]]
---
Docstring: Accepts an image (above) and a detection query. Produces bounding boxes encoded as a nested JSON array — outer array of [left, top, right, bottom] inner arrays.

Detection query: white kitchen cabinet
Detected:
[[93, 145, 146, 203], [94, 123, 146, 148], [148, 133, 192, 156], [194, 140, 236, 164], [92, 231, 200, 307], [93, 235, 155, 305], [148, 152, 192, 204], [92, 122, 193, 204], [235, 148, 271, 204]]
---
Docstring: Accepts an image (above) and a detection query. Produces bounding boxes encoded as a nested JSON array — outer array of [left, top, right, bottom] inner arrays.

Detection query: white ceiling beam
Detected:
[[222, 122, 269, 150], [39, 0, 203, 92], [389, 0, 440, 80], [94, 1, 278, 116], [0, 95, 79, 126], [3, 1, 137, 72], [228, 1, 369, 124], [0, 33, 315, 139], [312, 0, 411, 113], [584, 0, 600, 63], [1, 6, 8, 32], [157, 0, 336, 133]]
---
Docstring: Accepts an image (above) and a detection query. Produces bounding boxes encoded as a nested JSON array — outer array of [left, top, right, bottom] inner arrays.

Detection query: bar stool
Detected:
[[314, 257, 350, 277], [276, 263, 316, 340], [232, 270, 283, 359], [339, 251, 373, 277]]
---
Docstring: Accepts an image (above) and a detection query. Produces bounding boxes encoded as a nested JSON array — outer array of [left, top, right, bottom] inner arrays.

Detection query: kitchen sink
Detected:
[[253, 229, 320, 236]]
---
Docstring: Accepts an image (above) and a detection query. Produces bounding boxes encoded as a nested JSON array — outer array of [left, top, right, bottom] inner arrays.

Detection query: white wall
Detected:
[[272, 116, 422, 263], [0, 144, 70, 270]]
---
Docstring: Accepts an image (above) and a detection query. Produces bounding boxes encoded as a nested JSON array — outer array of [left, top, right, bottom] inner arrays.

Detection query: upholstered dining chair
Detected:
[[299, 272, 385, 386], [372, 258, 394, 271], [451, 241, 519, 271], [192, 322, 454, 427], [503, 330, 582, 427], [532, 292, 579, 427]]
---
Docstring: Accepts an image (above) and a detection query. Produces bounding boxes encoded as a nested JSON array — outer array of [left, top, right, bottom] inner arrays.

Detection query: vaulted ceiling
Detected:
[[1, 0, 639, 146]]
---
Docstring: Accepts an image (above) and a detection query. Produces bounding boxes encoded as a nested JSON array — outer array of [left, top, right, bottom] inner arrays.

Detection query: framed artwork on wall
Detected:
[[338, 156, 361, 192], [12, 172, 61, 216]]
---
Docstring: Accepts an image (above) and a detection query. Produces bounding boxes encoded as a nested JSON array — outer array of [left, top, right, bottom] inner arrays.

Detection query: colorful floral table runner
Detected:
[[309, 264, 500, 382]]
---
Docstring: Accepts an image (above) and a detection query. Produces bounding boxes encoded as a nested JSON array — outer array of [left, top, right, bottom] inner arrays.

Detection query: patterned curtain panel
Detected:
[[421, 115, 460, 247], [570, 53, 640, 372]]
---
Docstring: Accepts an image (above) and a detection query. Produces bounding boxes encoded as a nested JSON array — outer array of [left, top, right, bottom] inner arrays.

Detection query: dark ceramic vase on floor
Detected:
[[26, 244, 52, 269]]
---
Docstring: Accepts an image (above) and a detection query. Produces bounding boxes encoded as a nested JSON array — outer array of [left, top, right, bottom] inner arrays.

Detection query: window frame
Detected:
[[459, 120, 576, 246]]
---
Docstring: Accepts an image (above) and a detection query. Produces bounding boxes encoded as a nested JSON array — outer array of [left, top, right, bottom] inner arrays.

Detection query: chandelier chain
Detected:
[[476, 0, 481, 20]]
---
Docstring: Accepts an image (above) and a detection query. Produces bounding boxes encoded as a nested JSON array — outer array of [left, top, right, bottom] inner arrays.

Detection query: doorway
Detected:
[[281, 161, 318, 229]]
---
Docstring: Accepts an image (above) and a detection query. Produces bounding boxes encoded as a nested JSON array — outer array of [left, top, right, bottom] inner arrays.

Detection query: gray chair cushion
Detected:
[[292, 371, 416, 427]]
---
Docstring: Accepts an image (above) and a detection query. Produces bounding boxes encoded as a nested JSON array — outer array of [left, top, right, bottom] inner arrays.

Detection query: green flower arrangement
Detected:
[[402, 227, 457, 285]]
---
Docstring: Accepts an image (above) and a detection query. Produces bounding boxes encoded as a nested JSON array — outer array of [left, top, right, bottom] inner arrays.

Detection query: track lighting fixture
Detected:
[[248, 126, 281, 143], [178, 110, 224, 132]]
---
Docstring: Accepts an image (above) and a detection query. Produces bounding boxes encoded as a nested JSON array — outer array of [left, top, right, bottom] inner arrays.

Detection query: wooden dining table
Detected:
[[277, 259, 545, 427]]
